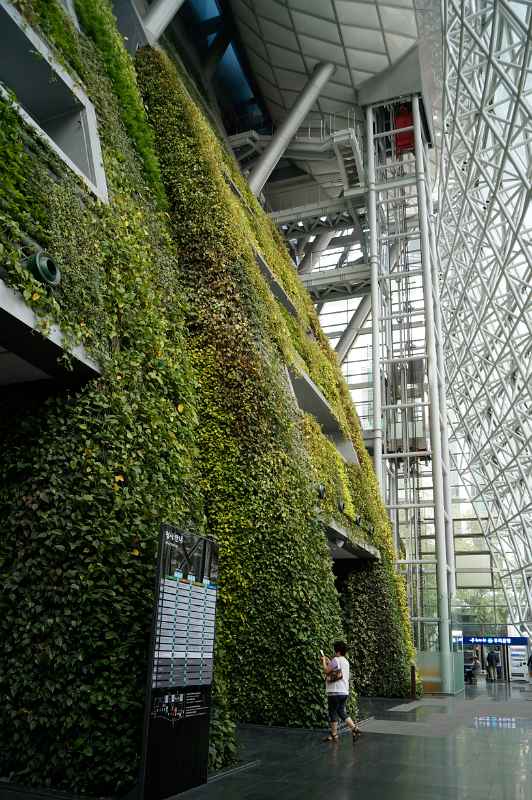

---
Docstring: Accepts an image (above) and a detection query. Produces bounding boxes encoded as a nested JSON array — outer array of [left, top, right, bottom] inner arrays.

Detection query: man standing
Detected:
[[486, 649, 498, 682], [321, 640, 360, 742]]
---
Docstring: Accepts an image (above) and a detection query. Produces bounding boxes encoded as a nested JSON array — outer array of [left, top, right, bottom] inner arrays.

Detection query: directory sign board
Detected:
[[140, 525, 218, 800]]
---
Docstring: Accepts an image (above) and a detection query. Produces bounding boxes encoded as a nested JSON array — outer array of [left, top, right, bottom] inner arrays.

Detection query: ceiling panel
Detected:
[[351, 69, 375, 86], [241, 25, 269, 59], [346, 48, 389, 73], [288, 0, 336, 19], [379, 5, 418, 37], [252, 0, 291, 26], [385, 32, 416, 61], [265, 43, 306, 72], [341, 25, 386, 53], [334, 1, 380, 28], [260, 17, 296, 49], [291, 11, 342, 43], [231, 0, 260, 33], [257, 77, 284, 106], [322, 81, 358, 102], [229, 0, 419, 124], [273, 68, 309, 91], [227, 0, 420, 200], [248, 50, 277, 83], [298, 35, 346, 64]]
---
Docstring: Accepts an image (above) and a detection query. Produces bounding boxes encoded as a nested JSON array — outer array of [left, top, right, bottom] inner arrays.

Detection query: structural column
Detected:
[[413, 96, 452, 694], [298, 230, 335, 275], [424, 145, 456, 599], [365, 105, 383, 490], [248, 62, 335, 196], [335, 295, 371, 363], [335, 240, 403, 364], [143, 0, 186, 41]]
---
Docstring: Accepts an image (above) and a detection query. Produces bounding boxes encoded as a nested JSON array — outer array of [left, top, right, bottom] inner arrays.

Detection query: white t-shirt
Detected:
[[326, 655, 350, 695]]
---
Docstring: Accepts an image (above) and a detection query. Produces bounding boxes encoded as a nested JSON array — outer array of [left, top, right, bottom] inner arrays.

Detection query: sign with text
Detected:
[[463, 635, 528, 646], [140, 526, 218, 800]]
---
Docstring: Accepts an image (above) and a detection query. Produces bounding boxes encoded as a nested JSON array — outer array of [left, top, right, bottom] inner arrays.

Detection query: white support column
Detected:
[[143, 0, 186, 41], [366, 105, 383, 490], [336, 244, 350, 269], [298, 230, 335, 275], [424, 146, 456, 599], [413, 96, 452, 694], [338, 239, 402, 366], [248, 62, 335, 196], [335, 296, 371, 363]]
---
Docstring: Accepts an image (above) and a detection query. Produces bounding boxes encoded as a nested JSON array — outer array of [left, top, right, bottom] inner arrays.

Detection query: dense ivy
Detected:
[[0, 4, 199, 794], [136, 43, 415, 712], [135, 47, 345, 730], [339, 564, 414, 696], [0, 1, 416, 794], [73, 0, 167, 209]]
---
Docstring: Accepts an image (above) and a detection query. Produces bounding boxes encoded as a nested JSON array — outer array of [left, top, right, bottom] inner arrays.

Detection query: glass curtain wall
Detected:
[[438, 0, 532, 634]]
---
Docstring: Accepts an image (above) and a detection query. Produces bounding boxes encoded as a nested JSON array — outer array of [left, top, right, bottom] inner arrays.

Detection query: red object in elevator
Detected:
[[395, 104, 414, 154]]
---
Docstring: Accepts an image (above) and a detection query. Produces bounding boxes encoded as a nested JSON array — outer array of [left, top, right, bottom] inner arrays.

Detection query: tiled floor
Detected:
[[181, 682, 532, 800]]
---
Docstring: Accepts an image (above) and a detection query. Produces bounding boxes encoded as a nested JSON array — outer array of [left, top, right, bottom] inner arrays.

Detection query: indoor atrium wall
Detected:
[[0, 1, 414, 794]]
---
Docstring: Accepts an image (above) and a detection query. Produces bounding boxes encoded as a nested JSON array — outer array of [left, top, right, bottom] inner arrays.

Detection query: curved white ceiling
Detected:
[[228, 0, 420, 124]]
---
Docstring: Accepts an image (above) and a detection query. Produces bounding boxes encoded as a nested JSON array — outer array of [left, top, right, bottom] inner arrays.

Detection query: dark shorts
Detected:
[[327, 694, 349, 723]]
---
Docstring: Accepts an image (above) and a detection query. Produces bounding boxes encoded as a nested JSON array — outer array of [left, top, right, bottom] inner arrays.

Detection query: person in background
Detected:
[[486, 649, 498, 682], [527, 651, 532, 683], [321, 640, 360, 743], [465, 656, 481, 684]]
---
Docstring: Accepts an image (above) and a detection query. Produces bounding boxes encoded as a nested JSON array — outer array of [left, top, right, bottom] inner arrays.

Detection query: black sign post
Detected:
[[140, 525, 219, 800]]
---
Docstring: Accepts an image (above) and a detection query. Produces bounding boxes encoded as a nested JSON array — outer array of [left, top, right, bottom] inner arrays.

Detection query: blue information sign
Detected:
[[463, 635, 528, 646]]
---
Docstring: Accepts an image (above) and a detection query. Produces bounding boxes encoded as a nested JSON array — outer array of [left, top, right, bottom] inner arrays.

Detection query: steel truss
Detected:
[[438, 0, 532, 632]]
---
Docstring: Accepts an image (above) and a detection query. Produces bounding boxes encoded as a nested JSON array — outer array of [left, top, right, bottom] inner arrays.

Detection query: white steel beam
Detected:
[[143, 0, 185, 41], [413, 95, 452, 693], [248, 62, 335, 196], [366, 105, 383, 490]]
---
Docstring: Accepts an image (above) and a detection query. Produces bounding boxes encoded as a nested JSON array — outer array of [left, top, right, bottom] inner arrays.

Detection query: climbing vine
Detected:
[[0, 4, 198, 794], [136, 46, 346, 732]]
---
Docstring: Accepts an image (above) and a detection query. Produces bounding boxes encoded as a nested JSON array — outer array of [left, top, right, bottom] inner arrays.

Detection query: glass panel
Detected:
[[455, 553, 491, 570], [456, 572, 494, 589]]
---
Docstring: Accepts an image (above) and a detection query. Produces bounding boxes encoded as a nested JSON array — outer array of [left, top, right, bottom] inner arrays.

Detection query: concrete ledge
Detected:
[[225, 174, 255, 216], [0, 278, 101, 387], [1, 2, 108, 203], [255, 251, 299, 319], [287, 365, 358, 465], [362, 428, 378, 454], [318, 511, 381, 561]]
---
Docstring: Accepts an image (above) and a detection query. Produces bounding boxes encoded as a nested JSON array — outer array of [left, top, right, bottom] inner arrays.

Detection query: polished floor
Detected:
[[182, 682, 532, 800]]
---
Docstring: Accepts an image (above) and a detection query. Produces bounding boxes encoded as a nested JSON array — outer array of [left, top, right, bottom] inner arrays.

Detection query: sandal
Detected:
[[323, 734, 339, 742]]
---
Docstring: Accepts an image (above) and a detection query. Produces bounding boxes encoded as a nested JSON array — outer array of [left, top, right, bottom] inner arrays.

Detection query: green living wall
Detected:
[[0, 1, 414, 795]]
